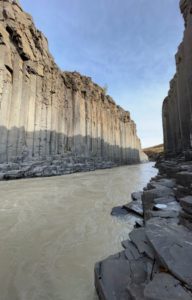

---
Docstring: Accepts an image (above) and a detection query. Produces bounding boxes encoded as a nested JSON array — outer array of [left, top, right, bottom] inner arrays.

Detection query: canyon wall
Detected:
[[163, 0, 192, 157], [0, 0, 146, 177]]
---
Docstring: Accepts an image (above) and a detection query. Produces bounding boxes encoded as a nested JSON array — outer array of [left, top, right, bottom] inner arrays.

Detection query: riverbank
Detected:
[[95, 158, 192, 299], [0, 153, 148, 181]]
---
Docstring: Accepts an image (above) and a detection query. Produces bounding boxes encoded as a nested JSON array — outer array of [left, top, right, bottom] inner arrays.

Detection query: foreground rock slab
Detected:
[[123, 200, 144, 217], [95, 249, 154, 300], [146, 219, 192, 289], [144, 273, 192, 300]]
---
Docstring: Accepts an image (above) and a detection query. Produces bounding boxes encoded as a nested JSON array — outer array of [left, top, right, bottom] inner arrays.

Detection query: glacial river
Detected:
[[0, 162, 157, 300]]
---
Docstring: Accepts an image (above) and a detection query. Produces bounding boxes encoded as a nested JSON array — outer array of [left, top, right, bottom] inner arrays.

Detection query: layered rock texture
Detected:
[[163, 0, 192, 156], [0, 0, 146, 179]]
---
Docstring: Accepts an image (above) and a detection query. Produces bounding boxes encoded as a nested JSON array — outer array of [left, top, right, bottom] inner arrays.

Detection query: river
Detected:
[[0, 162, 157, 300]]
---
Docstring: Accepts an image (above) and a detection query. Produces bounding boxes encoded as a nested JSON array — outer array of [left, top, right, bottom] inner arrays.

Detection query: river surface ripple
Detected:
[[0, 162, 157, 300]]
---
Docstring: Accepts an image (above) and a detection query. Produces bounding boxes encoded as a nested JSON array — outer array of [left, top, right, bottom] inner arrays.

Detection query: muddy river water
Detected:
[[0, 162, 157, 300]]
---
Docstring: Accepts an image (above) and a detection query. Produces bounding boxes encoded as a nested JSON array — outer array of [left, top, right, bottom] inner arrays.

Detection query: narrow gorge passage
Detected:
[[0, 163, 157, 300]]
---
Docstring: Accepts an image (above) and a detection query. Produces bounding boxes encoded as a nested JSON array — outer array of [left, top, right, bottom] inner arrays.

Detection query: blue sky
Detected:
[[20, 0, 184, 148]]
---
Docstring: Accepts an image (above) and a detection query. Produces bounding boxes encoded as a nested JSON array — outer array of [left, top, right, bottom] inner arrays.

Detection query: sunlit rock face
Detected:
[[163, 0, 192, 157], [0, 0, 146, 175]]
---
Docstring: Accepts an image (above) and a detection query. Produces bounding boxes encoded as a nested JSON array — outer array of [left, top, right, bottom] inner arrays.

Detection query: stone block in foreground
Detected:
[[145, 219, 192, 289], [94, 247, 154, 300]]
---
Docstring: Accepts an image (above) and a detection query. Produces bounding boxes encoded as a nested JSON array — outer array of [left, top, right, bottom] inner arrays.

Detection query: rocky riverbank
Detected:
[[0, 154, 119, 180], [95, 158, 192, 300]]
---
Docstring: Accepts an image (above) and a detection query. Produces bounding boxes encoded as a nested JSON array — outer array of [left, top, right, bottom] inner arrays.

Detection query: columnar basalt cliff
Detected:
[[0, 0, 146, 178], [163, 0, 192, 157]]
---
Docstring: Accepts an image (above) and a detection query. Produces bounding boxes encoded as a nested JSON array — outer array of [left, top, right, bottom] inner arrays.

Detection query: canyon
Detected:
[[95, 1, 192, 299], [0, 0, 146, 180], [1, 1, 192, 300]]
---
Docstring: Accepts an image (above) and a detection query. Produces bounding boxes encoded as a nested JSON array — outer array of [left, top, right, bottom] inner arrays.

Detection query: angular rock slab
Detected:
[[123, 200, 144, 217], [180, 196, 192, 214], [144, 273, 192, 300], [95, 249, 153, 300], [145, 219, 192, 289], [149, 210, 179, 219], [148, 178, 176, 189], [111, 206, 128, 216], [153, 196, 176, 205], [142, 186, 174, 220], [129, 228, 155, 260]]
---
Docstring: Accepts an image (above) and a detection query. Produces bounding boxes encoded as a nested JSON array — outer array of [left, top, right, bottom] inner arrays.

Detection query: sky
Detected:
[[20, 0, 184, 148]]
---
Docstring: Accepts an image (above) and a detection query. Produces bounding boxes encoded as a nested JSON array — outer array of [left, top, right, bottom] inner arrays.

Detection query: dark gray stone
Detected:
[[176, 172, 192, 188], [124, 241, 141, 260], [129, 228, 155, 260], [121, 239, 132, 250], [148, 179, 176, 189], [149, 210, 180, 219], [152, 201, 181, 218], [153, 196, 176, 205], [134, 219, 144, 228], [180, 209, 192, 222], [180, 196, 192, 214], [145, 219, 192, 288], [142, 186, 174, 220], [144, 273, 192, 300], [123, 200, 143, 217], [131, 191, 143, 201], [111, 206, 128, 216], [94, 250, 154, 300]]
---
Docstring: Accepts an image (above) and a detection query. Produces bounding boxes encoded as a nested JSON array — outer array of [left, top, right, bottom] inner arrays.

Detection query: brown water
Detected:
[[0, 162, 157, 300]]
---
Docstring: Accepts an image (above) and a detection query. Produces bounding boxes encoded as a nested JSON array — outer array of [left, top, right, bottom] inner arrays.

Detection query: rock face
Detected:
[[162, 0, 192, 156], [0, 0, 146, 178]]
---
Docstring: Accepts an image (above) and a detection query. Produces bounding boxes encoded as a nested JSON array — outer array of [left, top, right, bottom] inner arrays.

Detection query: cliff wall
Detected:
[[163, 0, 192, 157], [0, 0, 146, 178]]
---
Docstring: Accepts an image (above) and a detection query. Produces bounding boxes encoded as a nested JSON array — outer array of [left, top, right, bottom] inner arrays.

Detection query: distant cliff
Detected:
[[163, 0, 192, 157], [0, 0, 146, 178], [143, 144, 164, 161]]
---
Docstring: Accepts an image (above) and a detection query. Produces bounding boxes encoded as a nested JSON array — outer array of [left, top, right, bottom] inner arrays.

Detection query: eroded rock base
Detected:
[[0, 154, 119, 180]]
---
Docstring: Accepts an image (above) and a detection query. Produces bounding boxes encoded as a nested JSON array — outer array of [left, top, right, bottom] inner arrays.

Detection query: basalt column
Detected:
[[163, 0, 192, 156], [0, 0, 146, 169]]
